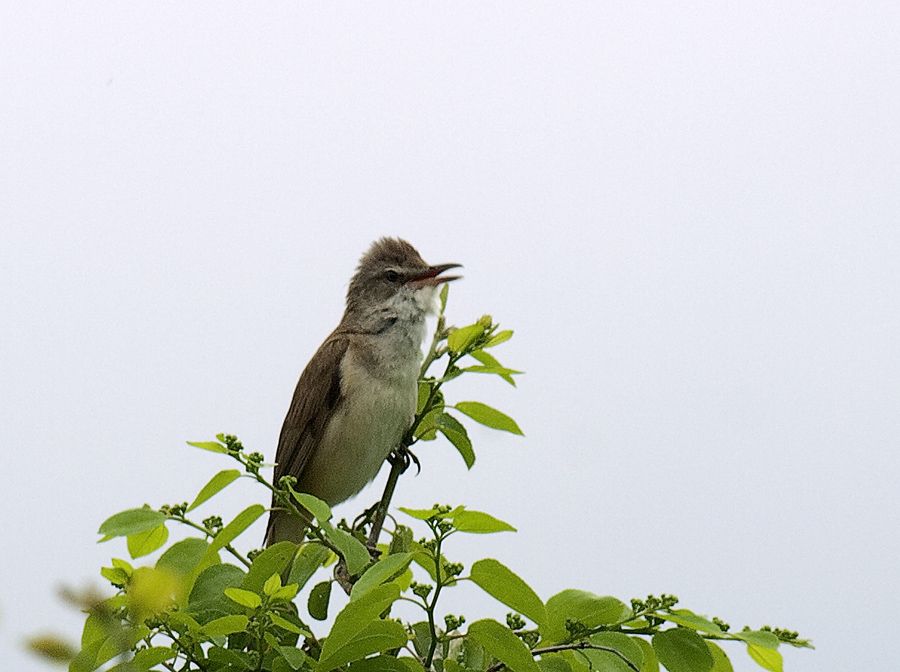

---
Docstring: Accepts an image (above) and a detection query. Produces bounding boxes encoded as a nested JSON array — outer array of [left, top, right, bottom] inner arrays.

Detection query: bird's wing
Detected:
[[273, 333, 349, 488], [265, 333, 348, 545]]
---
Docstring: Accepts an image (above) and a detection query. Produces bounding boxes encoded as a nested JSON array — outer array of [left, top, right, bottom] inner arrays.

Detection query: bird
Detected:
[[264, 238, 461, 545]]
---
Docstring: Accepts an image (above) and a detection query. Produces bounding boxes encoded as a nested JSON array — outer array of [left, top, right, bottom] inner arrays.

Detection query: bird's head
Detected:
[[345, 238, 461, 319]]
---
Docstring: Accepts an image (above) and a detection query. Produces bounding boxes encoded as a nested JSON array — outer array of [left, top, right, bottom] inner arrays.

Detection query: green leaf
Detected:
[[273, 583, 299, 601], [186, 440, 228, 454], [242, 541, 298, 593], [206, 504, 265, 558], [207, 646, 253, 670], [747, 644, 783, 672], [538, 654, 573, 672], [410, 621, 432, 658], [271, 614, 310, 636], [541, 591, 629, 644], [414, 405, 444, 441], [277, 646, 311, 670], [470, 559, 545, 626], [439, 283, 449, 313], [316, 619, 408, 671], [438, 414, 476, 468], [224, 587, 262, 609], [187, 469, 241, 512], [100, 565, 129, 585], [349, 656, 425, 672], [453, 510, 517, 534], [263, 573, 282, 596], [350, 552, 415, 601], [468, 349, 520, 385], [323, 524, 371, 575], [318, 583, 401, 664], [202, 614, 249, 637], [655, 610, 724, 635], [292, 492, 332, 523], [588, 632, 644, 670], [126, 524, 169, 559], [308, 581, 332, 621], [416, 381, 432, 414], [132, 646, 177, 670], [652, 629, 713, 672], [288, 543, 331, 589], [188, 563, 246, 614], [467, 619, 541, 672], [706, 642, 734, 672], [398, 506, 448, 521], [98, 508, 166, 539], [448, 324, 485, 353], [633, 638, 659, 672], [454, 401, 524, 435], [157, 538, 210, 577], [732, 630, 780, 648], [484, 329, 513, 348]]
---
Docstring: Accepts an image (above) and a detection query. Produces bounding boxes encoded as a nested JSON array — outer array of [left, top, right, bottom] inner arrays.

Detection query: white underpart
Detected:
[[304, 284, 436, 504]]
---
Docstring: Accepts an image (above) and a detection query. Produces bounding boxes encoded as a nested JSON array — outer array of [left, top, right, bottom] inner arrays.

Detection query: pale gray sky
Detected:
[[2, 3, 899, 671]]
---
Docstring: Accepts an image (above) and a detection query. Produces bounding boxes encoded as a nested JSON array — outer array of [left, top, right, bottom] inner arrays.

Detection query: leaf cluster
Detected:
[[31, 288, 811, 672]]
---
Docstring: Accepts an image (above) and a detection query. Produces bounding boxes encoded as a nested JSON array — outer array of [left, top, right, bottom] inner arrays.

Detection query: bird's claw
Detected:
[[389, 445, 421, 474]]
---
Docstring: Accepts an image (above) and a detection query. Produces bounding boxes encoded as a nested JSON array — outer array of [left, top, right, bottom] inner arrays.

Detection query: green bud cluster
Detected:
[[443, 562, 464, 577], [631, 593, 679, 614], [506, 613, 526, 630], [444, 614, 466, 631], [278, 475, 298, 490], [202, 515, 223, 535], [246, 548, 263, 562], [159, 502, 188, 517], [759, 625, 801, 641], [437, 520, 453, 535], [245, 452, 264, 473], [221, 434, 244, 454], [388, 525, 413, 554], [410, 582, 434, 599], [517, 630, 540, 648], [712, 616, 730, 632], [564, 618, 589, 638]]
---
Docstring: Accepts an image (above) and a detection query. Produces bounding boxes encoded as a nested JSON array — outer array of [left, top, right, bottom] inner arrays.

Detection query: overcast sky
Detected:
[[2, 3, 899, 671]]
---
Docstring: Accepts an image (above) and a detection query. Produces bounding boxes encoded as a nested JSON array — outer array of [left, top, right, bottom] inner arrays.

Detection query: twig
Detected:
[[486, 641, 640, 672]]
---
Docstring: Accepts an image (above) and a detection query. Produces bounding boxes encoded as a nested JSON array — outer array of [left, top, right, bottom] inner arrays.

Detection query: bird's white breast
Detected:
[[305, 325, 422, 505]]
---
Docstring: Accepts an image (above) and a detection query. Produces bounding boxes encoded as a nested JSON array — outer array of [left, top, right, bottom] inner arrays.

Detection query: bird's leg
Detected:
[[389, 444, 421, 475], [352, 503, 380, 533], [366, 442, 418, 550]]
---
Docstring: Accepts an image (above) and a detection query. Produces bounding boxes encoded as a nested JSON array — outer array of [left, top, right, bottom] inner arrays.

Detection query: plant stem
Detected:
[[485, 642, 640, 672], [424, 526, 445, 668], [168, 515, 251, 569]]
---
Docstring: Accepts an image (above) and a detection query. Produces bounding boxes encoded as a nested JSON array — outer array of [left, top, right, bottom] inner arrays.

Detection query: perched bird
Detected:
[[264, 238, 461, 545]]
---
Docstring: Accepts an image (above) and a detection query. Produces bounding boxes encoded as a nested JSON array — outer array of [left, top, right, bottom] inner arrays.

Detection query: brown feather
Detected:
[[264, 333, 349, 545]]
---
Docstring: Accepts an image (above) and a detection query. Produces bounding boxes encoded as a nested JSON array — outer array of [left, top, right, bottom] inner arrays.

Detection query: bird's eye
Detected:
[[385, 270, 401, 283]]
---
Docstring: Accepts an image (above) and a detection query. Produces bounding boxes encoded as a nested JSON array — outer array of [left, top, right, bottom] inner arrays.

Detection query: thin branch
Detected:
[[486, 641, 640, 672], [167, 514, 251, 569], [367, 455, 406, 547]]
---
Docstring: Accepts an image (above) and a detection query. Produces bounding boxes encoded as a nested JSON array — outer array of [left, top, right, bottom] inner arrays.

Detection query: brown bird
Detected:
[[264, 238, 461, 545]]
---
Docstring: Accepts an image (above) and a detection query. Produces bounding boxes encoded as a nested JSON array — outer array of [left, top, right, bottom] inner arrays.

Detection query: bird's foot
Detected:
[[352, 502, 379, 532], [389, 444, 421, 475]]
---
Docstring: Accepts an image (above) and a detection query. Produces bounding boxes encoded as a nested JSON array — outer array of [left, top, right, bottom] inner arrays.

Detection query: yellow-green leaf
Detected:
[[747, 644, 782, 672], [454, 401, 523, 435], [187, 469, 241, 512], [126, 524, 169, 559], [448, 324, 485, 353], [224, 587, 261, 609]]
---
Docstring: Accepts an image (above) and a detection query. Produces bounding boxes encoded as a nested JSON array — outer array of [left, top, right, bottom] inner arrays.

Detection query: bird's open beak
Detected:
[[407, 263, 463, 287]]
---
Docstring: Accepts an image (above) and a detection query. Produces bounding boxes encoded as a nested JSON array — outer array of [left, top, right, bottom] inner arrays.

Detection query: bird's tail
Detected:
[[264, 508, 309, 547]]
